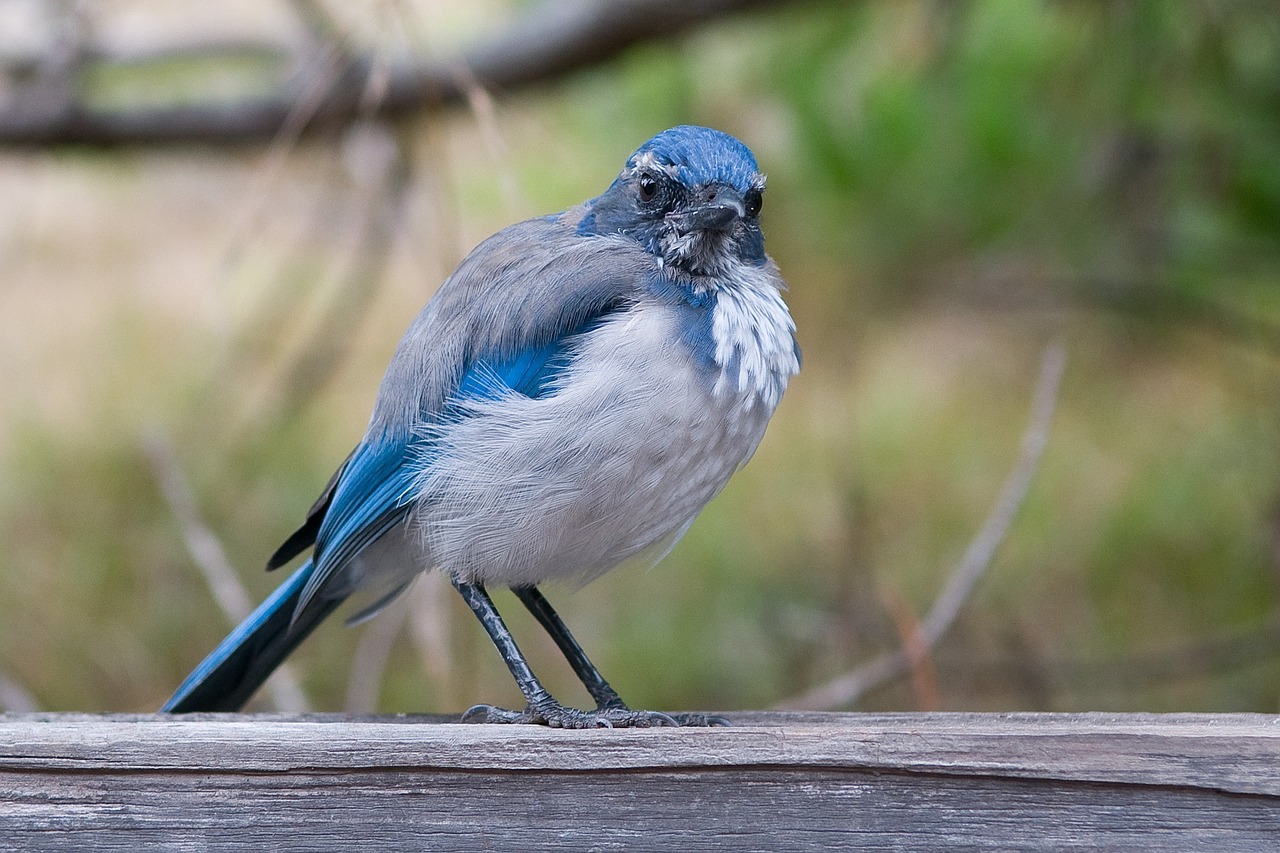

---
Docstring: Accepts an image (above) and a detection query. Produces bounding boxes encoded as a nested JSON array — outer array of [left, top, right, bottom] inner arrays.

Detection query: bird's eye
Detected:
[[637, 175, 659, 203], [745, 190, 763, 217]]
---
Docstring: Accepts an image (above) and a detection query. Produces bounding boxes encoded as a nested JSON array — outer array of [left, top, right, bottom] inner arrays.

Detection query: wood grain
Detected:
[[1, 712, 1277, 851]]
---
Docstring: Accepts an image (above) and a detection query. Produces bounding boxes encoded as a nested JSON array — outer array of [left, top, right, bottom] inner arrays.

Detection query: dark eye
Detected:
[[637, 175, 659, 203], [745, 190, 763, 217]]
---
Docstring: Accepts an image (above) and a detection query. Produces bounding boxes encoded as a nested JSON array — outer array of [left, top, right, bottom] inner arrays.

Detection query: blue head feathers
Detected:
[[628, 126, 762, 194], [579, 125, 767, 271]]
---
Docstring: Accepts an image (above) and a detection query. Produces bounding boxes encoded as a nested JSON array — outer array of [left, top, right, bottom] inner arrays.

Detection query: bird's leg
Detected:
[[450, 578, 678, 728], [511, 584, 731, 728], [511, 585, 625, 711]]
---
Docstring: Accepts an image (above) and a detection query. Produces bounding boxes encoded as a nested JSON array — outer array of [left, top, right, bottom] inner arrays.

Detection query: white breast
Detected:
[[710, 261, 800, 411]]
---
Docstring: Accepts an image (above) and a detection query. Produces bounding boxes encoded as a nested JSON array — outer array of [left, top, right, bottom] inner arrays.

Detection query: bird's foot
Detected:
[[461, 700, 725, 728], [591, 700, 730, 727]]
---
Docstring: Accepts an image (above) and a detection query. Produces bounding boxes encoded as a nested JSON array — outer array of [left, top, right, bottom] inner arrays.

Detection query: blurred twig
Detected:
[[880, 585, 939, 711], [777, 341, 1067, 710], [942, 611, 1280, 695], [0, 0, 806, 147], [0, 673, 39, 713], [216, 39, 351, 281], [345, 594, 409, 714], [343, 573, 460, 713], [455, 64, 523, 216], [285, 0, 351, 52], [406, 572, 458, 711], [220, 118, 414, 440], [274, 122, 413, 427], [143, 430, 310, 712]]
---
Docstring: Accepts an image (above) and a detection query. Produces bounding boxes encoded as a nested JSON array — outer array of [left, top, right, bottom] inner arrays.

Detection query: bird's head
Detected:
[[579, 126, 767, 276]]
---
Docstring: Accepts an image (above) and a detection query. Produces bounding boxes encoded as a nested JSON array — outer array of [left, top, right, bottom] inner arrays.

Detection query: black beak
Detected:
[[669, 185, 745, 234]]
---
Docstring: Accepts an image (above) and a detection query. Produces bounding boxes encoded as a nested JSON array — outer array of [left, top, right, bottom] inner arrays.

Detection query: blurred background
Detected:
[[1, 0, 1278, 716]]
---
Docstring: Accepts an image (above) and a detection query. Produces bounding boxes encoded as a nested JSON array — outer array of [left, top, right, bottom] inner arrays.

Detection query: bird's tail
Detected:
[[161, 560, 341, 713]]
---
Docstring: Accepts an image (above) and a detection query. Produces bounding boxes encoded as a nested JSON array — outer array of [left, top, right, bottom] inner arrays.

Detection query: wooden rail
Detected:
[[1, 711, 1277, 851]]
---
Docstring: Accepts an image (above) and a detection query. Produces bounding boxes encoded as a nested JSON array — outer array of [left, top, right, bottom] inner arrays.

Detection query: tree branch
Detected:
[[777, 341, 1068, 711], [0, 673, 39, 713], [0, 0, 802, 148], [143, 431, 311, 713]]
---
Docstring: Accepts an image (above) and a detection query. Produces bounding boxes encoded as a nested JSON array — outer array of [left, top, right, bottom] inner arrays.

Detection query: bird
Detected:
[[161, 125, 800, 727]]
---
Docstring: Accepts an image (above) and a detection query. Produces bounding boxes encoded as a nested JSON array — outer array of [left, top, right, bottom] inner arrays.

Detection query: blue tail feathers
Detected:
[[161, 560, 341, 712]]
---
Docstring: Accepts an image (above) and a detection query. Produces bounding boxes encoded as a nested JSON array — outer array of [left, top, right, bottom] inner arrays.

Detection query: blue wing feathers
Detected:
[[458, 336, 577, 402], [291, 320, 602, 619], [295, 439, 416, 614]]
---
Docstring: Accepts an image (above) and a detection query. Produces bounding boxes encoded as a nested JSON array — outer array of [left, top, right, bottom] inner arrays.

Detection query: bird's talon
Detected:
[[460, 703, 534, 724], [460, 704, 491, 723]]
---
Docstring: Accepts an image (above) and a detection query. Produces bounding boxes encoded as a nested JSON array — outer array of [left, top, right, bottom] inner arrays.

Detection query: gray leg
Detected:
[[511, 584, 731, 728], [512, 585, 625, 710], [450, 578, 679, 728]]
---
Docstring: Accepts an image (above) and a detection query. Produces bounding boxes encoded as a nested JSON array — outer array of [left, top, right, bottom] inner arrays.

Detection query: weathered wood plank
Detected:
[[1, 712, 1277, 851]]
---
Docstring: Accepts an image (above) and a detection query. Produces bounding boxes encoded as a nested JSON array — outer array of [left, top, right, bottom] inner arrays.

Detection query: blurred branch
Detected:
[[406, 573, 458, 712], [217, 119, 414, 441], [345, 595, 409, 714], [457, 63, 523, 217], [212, 38, 352, 282], [143, 430, 311, 713], [269, 122, 413, 427], [942, 611, 1280, 695], [343, 574, 461, 714], [881, 585, 940, 711], [74, 39, 290, 68], [777, 341, 1067, 711], [0, 0, 805, 148], [285, 0, 351, 52], [0, 673, 39, 713]]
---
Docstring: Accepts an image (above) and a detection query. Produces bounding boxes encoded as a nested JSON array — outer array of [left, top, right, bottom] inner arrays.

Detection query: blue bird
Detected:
[[162, 126, 800, 727]]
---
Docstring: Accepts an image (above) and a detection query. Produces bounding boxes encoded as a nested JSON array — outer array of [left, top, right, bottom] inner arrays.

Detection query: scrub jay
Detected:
[[162, 125, 800, 727]]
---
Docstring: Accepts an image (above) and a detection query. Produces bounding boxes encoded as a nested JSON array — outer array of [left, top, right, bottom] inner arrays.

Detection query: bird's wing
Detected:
[[281, 215, 654, 617]]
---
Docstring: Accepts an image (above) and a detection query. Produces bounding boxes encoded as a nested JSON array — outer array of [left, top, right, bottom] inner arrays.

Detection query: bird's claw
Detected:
[[461, 702, 722, 729]]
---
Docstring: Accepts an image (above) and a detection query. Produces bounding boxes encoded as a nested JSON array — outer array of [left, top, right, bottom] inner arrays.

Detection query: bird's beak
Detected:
[[669, 185, 745, 234]]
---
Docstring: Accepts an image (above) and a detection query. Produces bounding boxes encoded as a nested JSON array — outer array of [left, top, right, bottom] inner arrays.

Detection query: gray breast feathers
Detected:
[[406, 302, 775, 587]]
